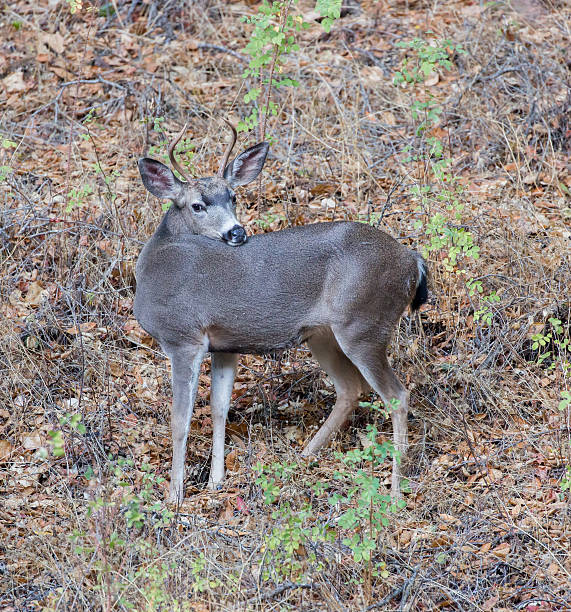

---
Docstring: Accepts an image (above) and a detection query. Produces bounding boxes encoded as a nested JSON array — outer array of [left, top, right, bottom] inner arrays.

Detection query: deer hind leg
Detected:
[[209, 352, 238, 490], [163, 340, 208, 505], [331, 328, 409, 500], [302, 329, 370, 457]]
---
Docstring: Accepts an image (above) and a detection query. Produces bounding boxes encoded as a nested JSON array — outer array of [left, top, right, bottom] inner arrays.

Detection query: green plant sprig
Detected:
[[239, 0, 342, 139]]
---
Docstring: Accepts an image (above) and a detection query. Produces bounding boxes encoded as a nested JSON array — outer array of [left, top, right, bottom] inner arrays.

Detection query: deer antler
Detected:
[[218, 119, 237, 177], [168, 123, 192, 183]]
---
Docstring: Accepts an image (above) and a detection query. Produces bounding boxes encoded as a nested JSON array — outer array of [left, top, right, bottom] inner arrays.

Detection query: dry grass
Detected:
[[1, 0, 570, 610]]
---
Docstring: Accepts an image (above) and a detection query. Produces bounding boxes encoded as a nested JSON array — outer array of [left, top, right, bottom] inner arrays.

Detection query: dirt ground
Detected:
[[1, 0, 570, 610]]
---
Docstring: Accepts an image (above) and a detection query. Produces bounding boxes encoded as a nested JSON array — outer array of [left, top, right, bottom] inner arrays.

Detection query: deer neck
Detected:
[[163, 205, 195, 236]]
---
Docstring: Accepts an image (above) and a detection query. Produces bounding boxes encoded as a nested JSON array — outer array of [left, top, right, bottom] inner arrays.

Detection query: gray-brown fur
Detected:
[[135, 221, 420, 353], [135, 128, 427, 504]]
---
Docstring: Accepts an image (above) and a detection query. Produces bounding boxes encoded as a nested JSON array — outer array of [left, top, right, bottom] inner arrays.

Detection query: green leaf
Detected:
[[559, 391, 571, 411], [0, 166, 13, 182], [436, 552, 448, 564], [48, 430, 65, 457]]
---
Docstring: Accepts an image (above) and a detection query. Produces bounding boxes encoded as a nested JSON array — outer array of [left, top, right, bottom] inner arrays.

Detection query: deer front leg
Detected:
[[209, 352, 238, 489], [165, 342, 207, 505]]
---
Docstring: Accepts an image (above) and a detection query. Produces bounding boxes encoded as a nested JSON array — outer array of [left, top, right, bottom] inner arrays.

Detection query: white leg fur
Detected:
[[208, 352, 238, 489], [164, 340, 207, 504]]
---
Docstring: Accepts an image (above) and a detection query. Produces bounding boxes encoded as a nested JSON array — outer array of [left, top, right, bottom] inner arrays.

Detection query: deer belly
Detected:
[[206, 325, 311, 355]]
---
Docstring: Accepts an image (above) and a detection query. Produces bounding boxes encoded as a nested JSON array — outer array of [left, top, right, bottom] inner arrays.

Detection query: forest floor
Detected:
[[1, 0, 570, 610]]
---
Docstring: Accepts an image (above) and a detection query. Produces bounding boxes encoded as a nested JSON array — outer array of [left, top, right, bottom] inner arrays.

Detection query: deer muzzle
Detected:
[[222, 225, 247, 246]]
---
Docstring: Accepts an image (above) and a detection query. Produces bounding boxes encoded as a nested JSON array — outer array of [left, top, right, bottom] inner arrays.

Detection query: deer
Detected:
[[135, 120, 428, 504]]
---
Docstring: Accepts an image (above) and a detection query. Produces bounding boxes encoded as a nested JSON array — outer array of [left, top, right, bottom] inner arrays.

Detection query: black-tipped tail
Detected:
[[411, 257, 428, 311]]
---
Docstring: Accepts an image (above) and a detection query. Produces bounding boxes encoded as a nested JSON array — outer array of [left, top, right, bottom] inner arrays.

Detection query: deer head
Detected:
[[138, 120, 269, 246]]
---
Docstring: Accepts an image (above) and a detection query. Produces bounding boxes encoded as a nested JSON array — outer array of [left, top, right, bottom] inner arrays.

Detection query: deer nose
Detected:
[[223, 225, 247, 245]]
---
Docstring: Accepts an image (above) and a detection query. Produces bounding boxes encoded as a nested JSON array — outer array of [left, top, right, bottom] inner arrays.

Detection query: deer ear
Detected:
[[138, 158, 181, 200], [224, 142, 269, 187]]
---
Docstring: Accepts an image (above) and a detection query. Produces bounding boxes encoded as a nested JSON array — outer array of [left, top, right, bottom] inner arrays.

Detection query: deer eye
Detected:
[[191, 203, 205, 213], [231, 194, 237, 206]]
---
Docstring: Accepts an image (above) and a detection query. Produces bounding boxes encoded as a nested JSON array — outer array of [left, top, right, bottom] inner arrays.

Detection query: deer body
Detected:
[[135, 123, 427, 503], [136, 219, 418, 354]]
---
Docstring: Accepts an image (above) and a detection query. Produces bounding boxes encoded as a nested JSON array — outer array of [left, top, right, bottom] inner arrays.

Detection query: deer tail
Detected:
[[411, 255, 428, 311]]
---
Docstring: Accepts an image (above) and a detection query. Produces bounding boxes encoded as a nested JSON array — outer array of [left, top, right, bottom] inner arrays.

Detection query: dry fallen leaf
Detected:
[[21, 432, 43, 450], [236, 496, 249, 515], [109, 360, 124, 377], [225, 448, 240, 473], [41, 32, 65, 54], [65, 322, 97, 337], [523, 172, 539, 185], [482, 594, 499, 611], [49, 64, 75, 80], [491, 542, 510, 558], [546, 562, 559, 576], [361, 65, 385, 85], [424, 72, 440, 86], [25, 281, 46, 306], [2, 71, 28, 93], [0, 439, 13, 462], [380, 110, 397, 125]]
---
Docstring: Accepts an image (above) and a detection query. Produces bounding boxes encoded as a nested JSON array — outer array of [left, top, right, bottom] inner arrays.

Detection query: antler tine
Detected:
[[217, 119, 237, 177], [168, 123, 191, 183]]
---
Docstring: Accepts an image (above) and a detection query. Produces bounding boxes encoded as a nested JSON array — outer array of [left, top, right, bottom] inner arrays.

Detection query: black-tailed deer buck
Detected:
[[135, 121, 427, 504]]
